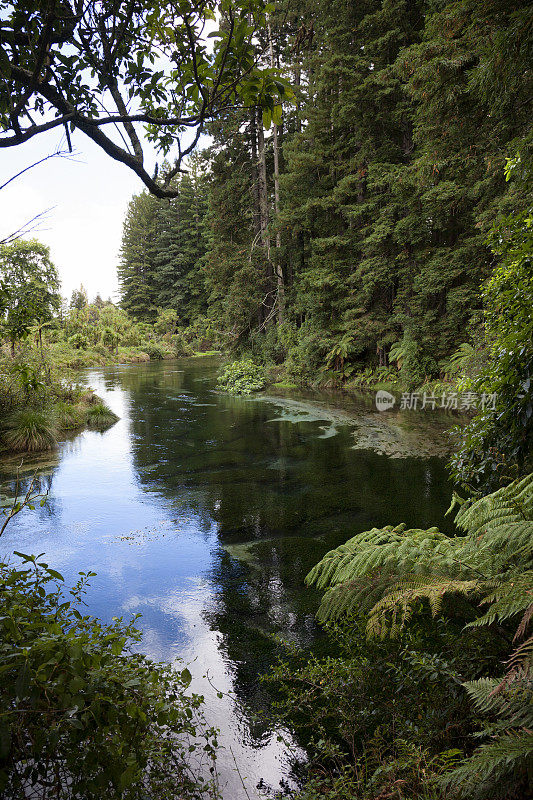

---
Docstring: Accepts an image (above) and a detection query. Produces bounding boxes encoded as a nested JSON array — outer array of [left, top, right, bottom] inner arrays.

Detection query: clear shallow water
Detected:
[[0, 357, 456, 798]]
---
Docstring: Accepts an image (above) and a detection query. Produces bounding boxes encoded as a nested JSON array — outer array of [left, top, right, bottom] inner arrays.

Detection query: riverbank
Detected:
[[43, 340, 222, 370], [222, 358, 478, 422]]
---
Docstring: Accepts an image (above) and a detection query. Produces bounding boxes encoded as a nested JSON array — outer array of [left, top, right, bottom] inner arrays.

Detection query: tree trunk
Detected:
[[256, 108, 270, 262], [249, 110, 262, 239], [268, 22, 285, 324]]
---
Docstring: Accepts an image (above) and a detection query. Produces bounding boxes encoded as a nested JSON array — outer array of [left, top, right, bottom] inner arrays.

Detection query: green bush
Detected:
[[171, 332, 195, 356], [450, 158, 533, 490], [0, 553, 219, 799], [68, 332, 89, 350], [389, 333, 438, 390], [2, 409, 58, 452], [216, 359, 266, 395], [304, 474, 533, 799], [143, 342, 166, 360], [266, 619, 471, 800]]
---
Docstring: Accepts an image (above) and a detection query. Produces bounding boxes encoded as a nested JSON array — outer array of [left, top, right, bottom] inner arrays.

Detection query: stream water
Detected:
[[0, 357, 458, 798]]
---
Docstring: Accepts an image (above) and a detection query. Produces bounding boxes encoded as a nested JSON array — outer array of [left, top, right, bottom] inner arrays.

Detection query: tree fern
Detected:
[[306, 473, 533, 798], [440, 731, 533, 799]]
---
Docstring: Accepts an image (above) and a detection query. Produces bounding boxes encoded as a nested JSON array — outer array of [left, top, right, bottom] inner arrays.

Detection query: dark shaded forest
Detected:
[[118, 0, 532, 389]]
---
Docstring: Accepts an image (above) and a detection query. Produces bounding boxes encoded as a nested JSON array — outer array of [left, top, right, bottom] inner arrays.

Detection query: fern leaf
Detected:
[[440, 730, 533, 799]]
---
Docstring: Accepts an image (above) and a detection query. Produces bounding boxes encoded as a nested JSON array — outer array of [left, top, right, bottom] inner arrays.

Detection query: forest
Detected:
[[0, 1, 532, 799]]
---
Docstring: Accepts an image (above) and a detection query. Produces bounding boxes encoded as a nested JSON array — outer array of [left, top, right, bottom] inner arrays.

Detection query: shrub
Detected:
[[143, 342, 166, 360], [171, 332, 195, 356], [68, 331, 89, 349], [2, 409, 58, 452], [389, 333, 438, 389], [86, 402, 119, 430], [216, 359, 266, 395], [0, 552, 219, 799]]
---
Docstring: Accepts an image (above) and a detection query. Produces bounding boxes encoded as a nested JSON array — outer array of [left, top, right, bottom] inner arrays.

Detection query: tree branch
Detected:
[[0, 149, 74, 192]]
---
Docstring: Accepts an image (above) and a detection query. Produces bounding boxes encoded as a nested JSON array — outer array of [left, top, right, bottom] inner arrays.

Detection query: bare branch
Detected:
[[0, 208, 55, 246], [0, 149, 75, 192]]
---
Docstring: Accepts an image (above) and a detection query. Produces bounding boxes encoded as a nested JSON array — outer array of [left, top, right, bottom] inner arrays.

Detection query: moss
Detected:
[[271, 380, 299, 390]]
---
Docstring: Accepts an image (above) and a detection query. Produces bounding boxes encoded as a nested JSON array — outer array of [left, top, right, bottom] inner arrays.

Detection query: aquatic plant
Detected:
[[2, 408, 58, 452], [85, 401, 119, 429], [217, 359, 266, 395]]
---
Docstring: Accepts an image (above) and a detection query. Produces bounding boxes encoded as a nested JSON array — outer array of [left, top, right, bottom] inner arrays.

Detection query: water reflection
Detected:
[[0, 357, 455, 798]]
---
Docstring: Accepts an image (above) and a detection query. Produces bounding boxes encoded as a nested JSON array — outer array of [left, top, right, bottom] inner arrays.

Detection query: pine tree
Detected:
[[117, 191, 159, 320], [118, 164, 209, 322], [152, 164, 209, 323], [203, 110, 271, 344]]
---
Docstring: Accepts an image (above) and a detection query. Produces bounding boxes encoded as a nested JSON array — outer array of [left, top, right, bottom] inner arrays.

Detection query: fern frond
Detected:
[[494, 634, 533, 698], [315, 575, 394, 625], [365, 577, 490, 639], [455, 473, 533, 536], [463, 678, 505, 714], [440, 730, 533, 799], [306, 524, 475, 593], [465, 571, 533, 629], [515, 601, 533, 643], [308, 474, 533, 633], [307, 476, 533, 799]]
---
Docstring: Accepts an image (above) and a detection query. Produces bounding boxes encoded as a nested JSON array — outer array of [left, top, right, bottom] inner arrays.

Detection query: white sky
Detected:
[[0, 128, 156, 302], [0, 12, 220, 306]]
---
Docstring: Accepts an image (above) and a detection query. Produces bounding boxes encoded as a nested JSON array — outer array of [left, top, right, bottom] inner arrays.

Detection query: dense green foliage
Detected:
[[216, 359, 266, 394], [0, 241, 60, 356], [0, 550, 219, 799], [297, 475, 533, 798], [0, 264, 123, 453], [450, 158, 533, 489], [197, 0, 532, 381], [0, 360, 118, 454], [267, 620, 479, 800]]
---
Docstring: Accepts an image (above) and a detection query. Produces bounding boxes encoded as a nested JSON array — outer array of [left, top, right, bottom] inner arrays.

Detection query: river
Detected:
[[0, 356, 457, 798]]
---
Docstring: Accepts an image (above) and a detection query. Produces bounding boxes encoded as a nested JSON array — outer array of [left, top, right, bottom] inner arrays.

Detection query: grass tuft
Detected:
[[2, 409, 58, 452], [54, 401, 86, 430], [86, 402, 119, 430]]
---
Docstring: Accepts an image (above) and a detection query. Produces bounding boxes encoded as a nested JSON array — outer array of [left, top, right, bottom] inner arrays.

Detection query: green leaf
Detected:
[[45, 569, 64, 581], [262, 107, 272, 129]]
